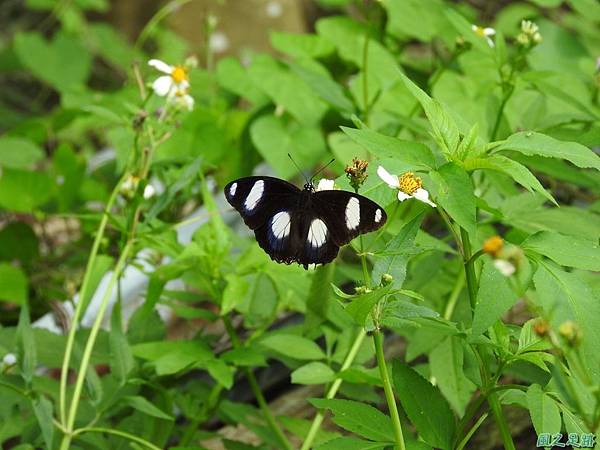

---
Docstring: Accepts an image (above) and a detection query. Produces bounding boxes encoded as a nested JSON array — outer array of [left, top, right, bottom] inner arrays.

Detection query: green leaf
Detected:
[[216, 57, 267, 104], [206, 359, 234, 389], [385, 0, 450, 42], [399, 72, 460, 155], [109, 300, 134, 384], [0, 137, 44, 169], [472, 260, 519, 337], [259, 334, 325, 360], [250, 115, 325, 179], [430, 162, 476, 234], [221, 347, 267, 367], [429, 336, 477, 415], [289, 63, 354, 113], [248, 54, 328, 125], [14, 31, 92, 91], [132, 340, 213, 375], [16, 302, 36, 386], [316, 437, 390, 450], [533, 262, 600, 381], [122, 395, 173, 420], [0, 168, 52, 212], [341, 127, 436, 170], [522, 231, 600, 271], [496, 132, 600, 171], [345, 285, 392, 326], [372, 214, 422, 288], [221, 274, 250, 315], [270, 31, 335, 59], [0, 222, 39, 265], [392, 361, 456, 449], [0, 263, 27, 305], [310, 398, 395, 442], [527, 384, 561, 436], [291, 361, 335, 385], [32, 395, 54, 449], [464, 155, 556, 204]]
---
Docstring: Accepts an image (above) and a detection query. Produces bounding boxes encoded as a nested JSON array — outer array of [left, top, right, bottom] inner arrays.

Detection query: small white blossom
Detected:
[[518, 20, 542, 47], [471, 24, 496, 48], [316, 178, 335, 191], [494, 259, 516, 277], [209, 32, 229, 54], [168, 86, 195, 111], [143, 184, 156, 200], [377, 166, 436, 207], [148, 59, 189, 97], [3, 353, 16, 366], [266, 1, 283, 18]]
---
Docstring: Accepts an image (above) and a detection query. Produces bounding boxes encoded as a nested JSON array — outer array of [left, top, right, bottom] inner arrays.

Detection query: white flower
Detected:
[[377, 166, 436, 207], [494, 259, 516, 277], [209, 32, 229, 54], [143, 184, 156, 199], [148, 59, 189, 97], [471, 24, 496, 48], [266, 1, 283, 18], [168, 86, 195, 111], [2, 353, 16, 366], [316, 178, 335, 191]]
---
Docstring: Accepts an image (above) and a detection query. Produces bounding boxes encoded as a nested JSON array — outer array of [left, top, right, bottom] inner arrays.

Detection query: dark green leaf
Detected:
[[122, 395, 174, 420], [430, 163, 476, 234], [522, 231, 600, 271], [0, 263, 27, 305], [345, 285, 392, 326]]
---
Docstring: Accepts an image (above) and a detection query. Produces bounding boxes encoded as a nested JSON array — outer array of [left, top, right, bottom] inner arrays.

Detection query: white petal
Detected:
[[148, 59, 173, 74], [182, 94, 194, 111], [486, 37, 495, 48], [377, 165, 399, 189], [152, 76, 174, 96], [316, 178, 335, 191], [3, 353, 17, 365], [471, 24, 478, 32], [413, 188, 436, 207], [484, 27, 496, 36], [143, 185, 156, 199], [397, 191, 411, 202], [494, 259, 516, 277]]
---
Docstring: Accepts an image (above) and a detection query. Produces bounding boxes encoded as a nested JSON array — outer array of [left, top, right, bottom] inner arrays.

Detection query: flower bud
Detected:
[[345, 158, 369, 191], [381, 273, 393, 286], [558, 320, 582, 347]]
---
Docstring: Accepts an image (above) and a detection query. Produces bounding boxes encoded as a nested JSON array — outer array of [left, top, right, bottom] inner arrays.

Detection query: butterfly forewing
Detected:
[[224, 176, 387, 269]]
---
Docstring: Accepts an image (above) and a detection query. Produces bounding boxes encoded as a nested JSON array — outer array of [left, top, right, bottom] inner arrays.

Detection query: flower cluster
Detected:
[[148, 58, 196, 111], [517, 20, 542, 48]]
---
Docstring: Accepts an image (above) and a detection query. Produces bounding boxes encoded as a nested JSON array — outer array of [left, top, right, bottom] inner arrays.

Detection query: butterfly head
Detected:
[[303, 182, 315, 192]]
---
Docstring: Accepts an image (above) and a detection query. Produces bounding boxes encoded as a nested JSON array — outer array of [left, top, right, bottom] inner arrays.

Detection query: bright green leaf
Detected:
[[291, 361, 335, 384], [260, 334, 326, 360]]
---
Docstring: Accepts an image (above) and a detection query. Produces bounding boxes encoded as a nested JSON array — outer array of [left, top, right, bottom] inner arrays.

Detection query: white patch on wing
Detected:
[[271, 211, 291, 240], [229, 182, 237, 197], [244, 180, 264, 211], [308, 218, 328, 248], [345, 197, 360, 230], [375, 208, 382, 223]]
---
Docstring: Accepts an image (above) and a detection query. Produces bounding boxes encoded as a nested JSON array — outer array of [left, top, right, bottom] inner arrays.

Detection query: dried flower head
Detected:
[[345, 158, 369, 191]]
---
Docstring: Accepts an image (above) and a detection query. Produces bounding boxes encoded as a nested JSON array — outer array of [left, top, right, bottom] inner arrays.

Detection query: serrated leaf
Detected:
[[310, 398, 395, 442], [430, 162, 476, 234], [345, 285, 392, 326], [496, 132, 600, 171], [392, 361, 456, 449], [527, 384, 561, 436], [471, 260, 518, 336], [16, 302, 36, 386], [32, 395, 54, 449], [316, 437, 390, 450], [122, 395, 173, 420], [522, 231, 600, 271]]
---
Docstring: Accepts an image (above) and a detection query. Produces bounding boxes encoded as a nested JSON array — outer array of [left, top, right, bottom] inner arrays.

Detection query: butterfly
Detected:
[[224, 174, 387, 269]]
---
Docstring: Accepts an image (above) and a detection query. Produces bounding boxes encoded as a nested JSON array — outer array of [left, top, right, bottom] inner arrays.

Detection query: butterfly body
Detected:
[[224, 176, 386, 269]]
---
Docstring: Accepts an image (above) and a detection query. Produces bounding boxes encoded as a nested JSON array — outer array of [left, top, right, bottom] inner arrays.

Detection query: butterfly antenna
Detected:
[[310, 158, 335, 183], [288, 153, 310, 184]]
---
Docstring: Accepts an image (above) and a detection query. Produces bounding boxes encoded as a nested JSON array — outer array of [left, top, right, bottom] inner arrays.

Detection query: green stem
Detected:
[[373, 330, 406, 450], [59, 241, 134, 450], [460, 227, 478, 310], [59, 175, 124, 425], [490, 87, 514, 141], [222, 316, 293, 450], [72, 427, 162, 450], [456, 412, 489, 450], [300, 328, 367, 450]]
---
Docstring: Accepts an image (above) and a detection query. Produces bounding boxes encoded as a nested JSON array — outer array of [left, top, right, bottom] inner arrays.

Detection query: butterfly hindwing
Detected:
[[311, 190, 387, 246], [224, 177, 387, 268], [224, 176, 300, 230]]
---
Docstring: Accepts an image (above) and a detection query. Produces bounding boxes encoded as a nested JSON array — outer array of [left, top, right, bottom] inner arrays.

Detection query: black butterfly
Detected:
[[224, 176, 387, 269]]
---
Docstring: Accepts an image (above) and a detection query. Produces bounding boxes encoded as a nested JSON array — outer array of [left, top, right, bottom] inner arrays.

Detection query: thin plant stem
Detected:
[[456, 412, 489, 450], [300, 328, 367, 450], [59, 175, 124, 425], [373, 330, 406, 450], [222, 316, 293, 450], [490, 86, 514, 141], [134, 0, 192, 51], [72, 427, 162, 450], [59, 241, 134, 450], [460, 227, 478, 310]]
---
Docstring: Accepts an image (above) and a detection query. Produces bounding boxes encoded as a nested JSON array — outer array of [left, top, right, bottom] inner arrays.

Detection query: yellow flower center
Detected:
[[398, 172, 422, 195], [473, 26, 485, 37], [171, 66, 188, 83], [483, 235, 504, 257]]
